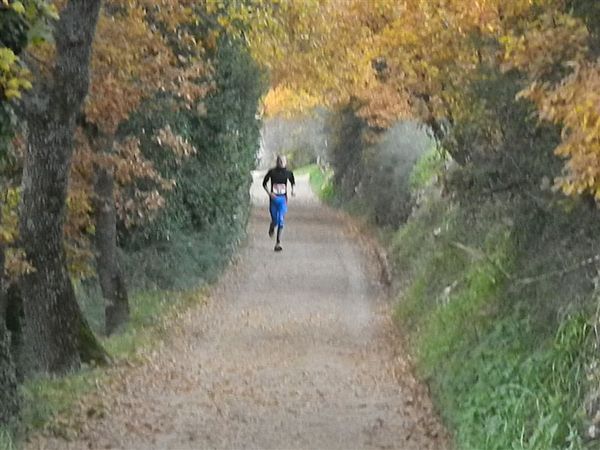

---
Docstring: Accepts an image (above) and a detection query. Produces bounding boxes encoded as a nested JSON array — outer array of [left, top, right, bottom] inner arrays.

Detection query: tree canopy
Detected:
[[236, 0, 600, 200]]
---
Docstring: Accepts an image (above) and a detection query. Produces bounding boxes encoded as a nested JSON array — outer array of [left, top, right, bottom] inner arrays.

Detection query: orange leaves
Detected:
[[262, 86, 321, 117], [155, 125, 197, 161], [355, 79, 410, 129], [537, 62, 600, 199], [68, 0, 214, 267], [170, 61, 214, 109], [501, 12, 589, 79], [112, 138, 164, 188], [85, 0, 212, 134], [0, 188, 35, 278], [250, 0, 569, 131], [501, 7, 600, 199], [68, 131, 180, 270], [87, 2, 174, 133]]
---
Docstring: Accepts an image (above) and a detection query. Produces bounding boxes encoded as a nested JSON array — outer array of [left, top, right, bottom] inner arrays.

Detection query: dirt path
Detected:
[[30, 173, 448, 450]]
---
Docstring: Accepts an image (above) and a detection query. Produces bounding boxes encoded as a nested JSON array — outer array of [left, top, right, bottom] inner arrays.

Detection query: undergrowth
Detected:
[[0, 428, 15, 450], [389, 154, 595, 449], [303, 164, 335, 201], [409, 145, 446, 190], [20, 286, 206, 441]]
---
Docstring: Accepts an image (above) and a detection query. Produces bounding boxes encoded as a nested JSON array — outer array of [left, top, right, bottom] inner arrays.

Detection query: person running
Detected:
[[263, 155, 295, 252]]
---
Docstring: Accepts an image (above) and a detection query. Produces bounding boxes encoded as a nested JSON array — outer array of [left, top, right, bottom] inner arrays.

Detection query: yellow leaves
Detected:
[[501, 12, 589, 79], [0, 188, 19, 246], [262, 86, 321, 117], [537, 62, 600, 198], [10, 1, 24, 14], [0, 1, 60, 100], [499, 5, 600, 199], [2, 0, 24, 14], [0, 47, 32, 100], [64, 188, 96, 279], [0, 48, 17, 72], [0, 188, 36, 279], [242, 0, 387, 115]]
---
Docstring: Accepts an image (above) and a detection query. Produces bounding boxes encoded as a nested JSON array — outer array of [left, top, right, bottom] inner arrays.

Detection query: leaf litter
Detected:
[[27, 175, 448, 449]]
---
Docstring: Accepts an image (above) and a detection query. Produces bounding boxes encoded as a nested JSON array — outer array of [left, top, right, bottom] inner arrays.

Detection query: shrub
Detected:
[[117, 36, 264, 290]]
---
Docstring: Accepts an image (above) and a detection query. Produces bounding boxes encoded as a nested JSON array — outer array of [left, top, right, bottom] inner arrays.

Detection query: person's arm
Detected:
[[263, 170, 275, 198], [289, 171, 296, 196]]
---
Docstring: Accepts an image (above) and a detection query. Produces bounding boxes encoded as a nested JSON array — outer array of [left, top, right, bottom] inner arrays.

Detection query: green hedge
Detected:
[[117, 36, 264, 290]]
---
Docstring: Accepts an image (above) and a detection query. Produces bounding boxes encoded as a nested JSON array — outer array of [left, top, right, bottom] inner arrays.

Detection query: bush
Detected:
[[389, 151, 598, 449], [117, 36, 264, 290], [326, 107, 431, 227], [324, 113, 600, 447]]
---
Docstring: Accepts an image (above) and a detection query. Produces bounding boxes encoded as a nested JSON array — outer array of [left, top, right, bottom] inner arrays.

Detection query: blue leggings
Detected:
[[269, 195, 287, 228]]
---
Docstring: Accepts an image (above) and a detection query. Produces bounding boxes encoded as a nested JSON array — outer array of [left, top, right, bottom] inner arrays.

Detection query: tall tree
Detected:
[[0, 206, 19, 428], [77, 0, 207, 334], [19, 0, 107, 373], [1, 0, 59, 420]]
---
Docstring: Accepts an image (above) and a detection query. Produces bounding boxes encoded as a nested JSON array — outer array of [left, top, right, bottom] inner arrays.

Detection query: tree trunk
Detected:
[[19, 0, 107, 373], [93, 165, 129, 335], [0, 229, 19, 427], [0, 320, 19, 428]]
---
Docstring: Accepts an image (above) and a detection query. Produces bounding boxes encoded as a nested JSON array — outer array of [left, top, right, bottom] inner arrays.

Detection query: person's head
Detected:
[[276, 155, 287, 168]]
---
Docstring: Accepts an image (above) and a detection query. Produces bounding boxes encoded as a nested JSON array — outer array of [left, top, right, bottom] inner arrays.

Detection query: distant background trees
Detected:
[[259, 110, 328, 169]]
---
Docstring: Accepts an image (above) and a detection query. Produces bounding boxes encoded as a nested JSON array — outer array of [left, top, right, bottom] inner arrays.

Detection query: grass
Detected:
[[0, 428, 16, 450], [446, 314, 590, 450], [409, 145, 446, 190], [295, 163, 335, 201], [393, 206, 592, 449], [388, 152, 594, 449], [293, 163, 318, 176], [19, 286, 207, 441]]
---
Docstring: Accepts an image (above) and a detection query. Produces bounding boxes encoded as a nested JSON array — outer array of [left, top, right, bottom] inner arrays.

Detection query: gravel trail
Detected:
[[30, 173, 448, 450]]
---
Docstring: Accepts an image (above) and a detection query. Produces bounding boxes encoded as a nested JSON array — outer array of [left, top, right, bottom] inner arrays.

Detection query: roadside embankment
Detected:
[[308, 147, 600, 449]]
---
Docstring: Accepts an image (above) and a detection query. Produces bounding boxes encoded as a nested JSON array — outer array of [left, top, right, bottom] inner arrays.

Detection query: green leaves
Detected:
[[10, 1, 25, 14], [0, 47, 30, 100], [0, 0, 57, 117], [0, 47, 17, 72]]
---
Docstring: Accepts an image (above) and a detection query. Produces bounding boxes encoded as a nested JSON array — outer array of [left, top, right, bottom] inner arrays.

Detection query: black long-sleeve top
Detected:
[[262, 167, 295, 196]]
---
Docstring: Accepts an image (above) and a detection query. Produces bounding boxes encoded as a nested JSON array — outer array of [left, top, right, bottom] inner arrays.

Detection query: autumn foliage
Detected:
[[502, 9, 600, 198], [243, 0, 600, 202]]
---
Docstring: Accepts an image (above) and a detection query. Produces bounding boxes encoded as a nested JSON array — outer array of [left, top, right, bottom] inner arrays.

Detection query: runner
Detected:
[[262, 155, 295, 252]]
